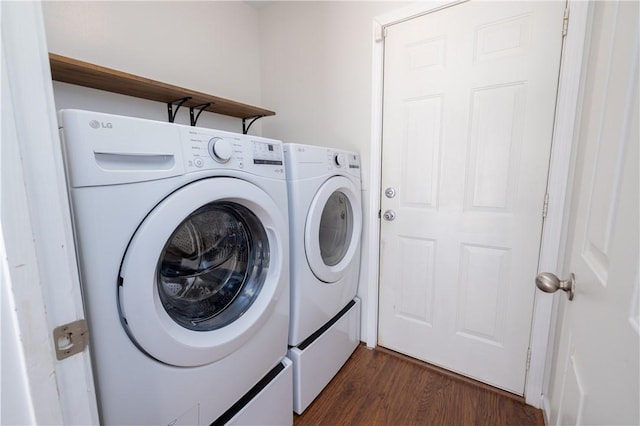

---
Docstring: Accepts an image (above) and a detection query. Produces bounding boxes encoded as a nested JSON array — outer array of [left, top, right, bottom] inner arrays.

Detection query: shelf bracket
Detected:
[[189, 102, 213, 127], [167, 97, 192, 123], [242, 115, 265, 135]]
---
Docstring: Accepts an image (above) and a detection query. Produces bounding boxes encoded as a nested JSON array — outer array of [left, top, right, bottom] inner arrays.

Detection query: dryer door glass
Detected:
[[319, 191, 353, 266], [157, 202, 269, 331]]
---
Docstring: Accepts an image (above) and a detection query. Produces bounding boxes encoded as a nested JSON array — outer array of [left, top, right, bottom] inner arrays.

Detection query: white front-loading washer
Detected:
[[283, 143, 362, 414], [59, 109, 292, 425]]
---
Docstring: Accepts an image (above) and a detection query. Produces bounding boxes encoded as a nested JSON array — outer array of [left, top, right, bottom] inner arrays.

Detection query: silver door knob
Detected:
[[383, 210, 396, 221], [535, 272, 575, 301], [385, 187, 396, 198]]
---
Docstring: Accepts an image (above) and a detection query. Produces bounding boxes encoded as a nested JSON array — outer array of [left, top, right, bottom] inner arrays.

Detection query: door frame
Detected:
[[2, 1, 100, 423], [366, 0, 592, 407]]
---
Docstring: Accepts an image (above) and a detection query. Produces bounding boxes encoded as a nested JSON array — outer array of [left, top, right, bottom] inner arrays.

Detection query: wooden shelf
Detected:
[[48, 53, 275, 120]]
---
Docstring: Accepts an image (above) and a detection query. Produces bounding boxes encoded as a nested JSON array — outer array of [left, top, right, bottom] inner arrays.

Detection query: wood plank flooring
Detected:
[[294, 345, 544, 426]]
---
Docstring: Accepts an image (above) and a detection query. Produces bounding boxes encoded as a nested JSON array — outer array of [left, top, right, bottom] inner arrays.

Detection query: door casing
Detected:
[[366, 0, 592, 408]]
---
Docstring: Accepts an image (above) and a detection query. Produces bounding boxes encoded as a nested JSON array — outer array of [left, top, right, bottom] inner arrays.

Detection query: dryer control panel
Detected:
[[327, 149, 360, 179], [180, 128, 285, 178], [347, 153, 361, 175], [283, 143, 361, 182]]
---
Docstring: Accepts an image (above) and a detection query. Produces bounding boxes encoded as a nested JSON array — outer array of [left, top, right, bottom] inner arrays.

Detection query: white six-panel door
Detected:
[[378, 1, 565, 394], [549, 1, 639, 424]]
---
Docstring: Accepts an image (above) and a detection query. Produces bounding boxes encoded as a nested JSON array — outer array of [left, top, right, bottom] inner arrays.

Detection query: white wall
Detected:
[[258, 1, 408, 343], [259, 1, 406, 172], [42, 1, 264, 134]]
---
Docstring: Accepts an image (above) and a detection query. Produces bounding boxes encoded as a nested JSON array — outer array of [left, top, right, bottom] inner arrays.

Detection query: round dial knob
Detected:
[[334, 153, 347, 167], [209, 137, 233, 163]]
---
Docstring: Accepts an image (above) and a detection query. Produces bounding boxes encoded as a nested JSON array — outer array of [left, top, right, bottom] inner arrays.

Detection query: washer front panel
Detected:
[[304, 176, 362, 283], [119, 178, 286, 367]]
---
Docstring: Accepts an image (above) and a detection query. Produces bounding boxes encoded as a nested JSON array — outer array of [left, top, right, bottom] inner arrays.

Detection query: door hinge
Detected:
[[375, 25, 388, 42], [526, 347, 532, 372], [378, 209, 382, 219], [53, 319, 89, 360], [562, 7, 570, 37], [542, 193, 550, 218]]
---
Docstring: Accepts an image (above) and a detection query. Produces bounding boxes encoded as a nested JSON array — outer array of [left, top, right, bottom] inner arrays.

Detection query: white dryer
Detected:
[[284, 143, 362, 414], [59, 110, 292, 425]]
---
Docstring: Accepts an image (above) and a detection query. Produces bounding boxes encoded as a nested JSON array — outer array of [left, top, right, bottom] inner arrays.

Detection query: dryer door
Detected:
[[118, 178, 287, 367], [304, 176, 362, 283]]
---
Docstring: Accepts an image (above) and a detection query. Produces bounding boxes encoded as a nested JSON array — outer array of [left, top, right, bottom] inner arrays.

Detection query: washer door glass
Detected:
[[318, 191, 353, 266], [304, 175, 362, 283], [158, 202, 269, 331]]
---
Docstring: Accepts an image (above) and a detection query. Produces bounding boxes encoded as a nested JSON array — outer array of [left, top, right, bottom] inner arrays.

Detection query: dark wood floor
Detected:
[[294, 345, 544, 426]]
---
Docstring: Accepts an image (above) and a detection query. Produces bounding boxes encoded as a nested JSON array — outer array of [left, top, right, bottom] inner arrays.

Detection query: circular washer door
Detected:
[[119, 178, 286, 367], [304, 175, 362, 283]]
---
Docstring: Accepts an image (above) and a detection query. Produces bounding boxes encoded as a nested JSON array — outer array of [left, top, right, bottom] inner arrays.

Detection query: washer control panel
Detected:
[[208, 137, 233, 163], [180, 128, 284, 178], [253, 140, 283, 166]]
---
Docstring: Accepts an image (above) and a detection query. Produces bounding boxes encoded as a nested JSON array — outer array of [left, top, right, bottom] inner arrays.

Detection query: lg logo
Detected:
[[89, 120, 113, 129]]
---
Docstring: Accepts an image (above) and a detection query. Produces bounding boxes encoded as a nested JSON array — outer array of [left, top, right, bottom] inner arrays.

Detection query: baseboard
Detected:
[[542, 395, 553, 425]]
